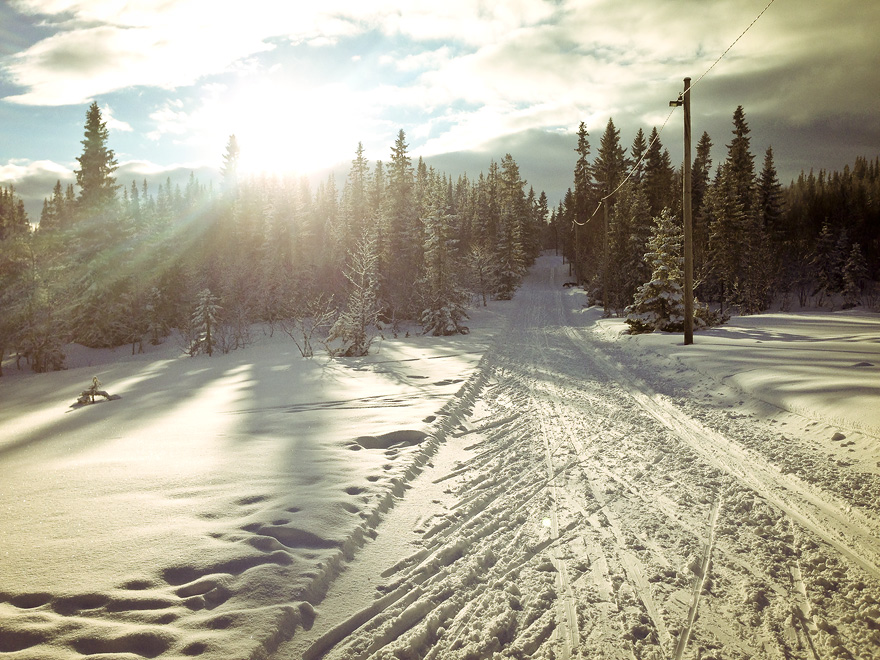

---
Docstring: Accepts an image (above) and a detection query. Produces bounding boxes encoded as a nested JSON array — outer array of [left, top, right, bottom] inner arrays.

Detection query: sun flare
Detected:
[[208, 80, 367, 177]]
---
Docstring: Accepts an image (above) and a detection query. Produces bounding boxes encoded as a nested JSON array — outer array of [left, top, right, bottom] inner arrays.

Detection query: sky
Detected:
[[1, 0, 878, 221]]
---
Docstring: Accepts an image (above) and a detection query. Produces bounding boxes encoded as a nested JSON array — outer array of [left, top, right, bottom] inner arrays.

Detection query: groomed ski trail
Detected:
[[271, 255, 880, 660]]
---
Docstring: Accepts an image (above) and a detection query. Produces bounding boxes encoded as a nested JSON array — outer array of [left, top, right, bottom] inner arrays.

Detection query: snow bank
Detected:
[[594, 309, 880, 440]]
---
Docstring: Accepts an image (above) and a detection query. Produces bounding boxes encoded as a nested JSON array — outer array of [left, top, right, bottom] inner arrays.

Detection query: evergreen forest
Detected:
[[551, 109, 879, 324], [0, 102, 877, 375]]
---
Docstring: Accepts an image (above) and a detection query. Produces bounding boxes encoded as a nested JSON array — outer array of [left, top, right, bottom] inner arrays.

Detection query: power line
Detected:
[[572, 0, 777, 227]]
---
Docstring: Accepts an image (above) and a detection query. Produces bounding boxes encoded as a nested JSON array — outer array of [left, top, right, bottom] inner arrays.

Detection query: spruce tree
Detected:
[[343, 142, 370, 244], [705, 164, 747, 311], [758, 146, 785, 238], [420, 178, 469, 336], [384, 130, 419, 321], [590, 119, 627, 293], [571, 122, 592, 282], [608, 182, 651, 314], [74, 102, 119, 212], [221, 134, 240, 198], [629, 128, 648, 187], [643, 127, 675, 218], [327, 231, 381, 356], [191, 288, 221, 356], [593, 118, 627, 205], [494, 154, 527, 299], [842, 243, 869, 308], [626, 208, 685, 333], [573, 121, 592, 226], [726, 105, 756, 217]]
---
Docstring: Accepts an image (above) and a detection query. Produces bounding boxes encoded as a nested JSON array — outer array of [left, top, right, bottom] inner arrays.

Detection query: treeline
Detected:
[[0, 103, 547, 374], [549, 106, 879, 317]]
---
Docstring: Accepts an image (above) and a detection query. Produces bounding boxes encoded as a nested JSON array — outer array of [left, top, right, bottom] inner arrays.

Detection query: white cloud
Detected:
[[0, 158, 71, 183], [101, 103, 132, 132], [4, 0, 877, 185], [147, 101, 192, 140], [2, 0, 559, 106]]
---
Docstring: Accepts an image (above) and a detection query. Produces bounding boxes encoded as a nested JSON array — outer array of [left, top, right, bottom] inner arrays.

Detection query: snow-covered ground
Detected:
[[2, 254, 879, 660]]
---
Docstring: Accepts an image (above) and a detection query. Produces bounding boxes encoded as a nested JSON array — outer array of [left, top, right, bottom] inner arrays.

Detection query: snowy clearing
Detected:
[[2, 254, 879, 660]]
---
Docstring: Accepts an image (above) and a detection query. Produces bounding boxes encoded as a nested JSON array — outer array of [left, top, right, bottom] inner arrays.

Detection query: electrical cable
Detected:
[[571, 0, 778, 227]]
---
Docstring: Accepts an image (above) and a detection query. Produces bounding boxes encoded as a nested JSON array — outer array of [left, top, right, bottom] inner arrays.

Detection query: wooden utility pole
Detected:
[[677, 77, 695, 344], [603, 197, 609, 316], [682, 78, 694, 345]]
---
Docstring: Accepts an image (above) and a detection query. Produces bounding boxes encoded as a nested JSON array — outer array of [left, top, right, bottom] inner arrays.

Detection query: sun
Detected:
[[209, 79, 367, 177]]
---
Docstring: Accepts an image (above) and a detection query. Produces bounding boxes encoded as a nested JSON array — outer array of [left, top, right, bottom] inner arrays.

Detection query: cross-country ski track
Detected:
[[3, 254, 879, 660], [273, 255, 880, 660]]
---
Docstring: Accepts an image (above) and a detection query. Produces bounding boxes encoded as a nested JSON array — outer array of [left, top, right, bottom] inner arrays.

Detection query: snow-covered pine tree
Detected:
[[626, 208, 685, 333], [191, 288, 221, 356], [326, 231, 381, 357]]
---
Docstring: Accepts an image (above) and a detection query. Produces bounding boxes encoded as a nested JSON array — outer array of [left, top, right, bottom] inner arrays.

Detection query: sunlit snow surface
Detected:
[[0, 323, 490, 658], [1, 255, 878, 659]]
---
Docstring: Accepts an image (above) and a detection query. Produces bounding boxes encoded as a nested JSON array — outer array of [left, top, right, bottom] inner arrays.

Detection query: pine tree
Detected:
[[327, 231, 381, 356], [384, 130, 419, 321], [691, 132, 713, 282], [593, 118, 627, 205], [643, 127, 675, 218], [191, 288, 221, 356], [758, 146, 785, 238], [494, 154, 528, 299], [221, 135, 240, 198], [629, 128, 648, 187], [726, 105, 756, 217], [626, 209, 685, 333], [75, 102, 119, 213], [420, 178, 469, 336], [842, 243, 869, 308]]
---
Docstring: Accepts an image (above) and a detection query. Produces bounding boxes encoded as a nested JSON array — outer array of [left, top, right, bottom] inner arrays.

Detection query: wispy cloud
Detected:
[[2, 0, 877, 189]]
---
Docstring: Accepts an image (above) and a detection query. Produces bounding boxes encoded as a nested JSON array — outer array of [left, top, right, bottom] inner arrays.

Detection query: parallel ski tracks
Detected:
[[527, 274, 880, 656], [569, 322, 880, 583]]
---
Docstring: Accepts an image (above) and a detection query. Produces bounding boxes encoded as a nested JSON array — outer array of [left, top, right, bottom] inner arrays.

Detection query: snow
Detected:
[[2, 255, 879, 660], [595, 307, 880, 440]]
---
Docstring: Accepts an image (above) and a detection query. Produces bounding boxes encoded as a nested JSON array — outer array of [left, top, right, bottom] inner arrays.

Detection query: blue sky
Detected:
[[1, 0, 878, 220]]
